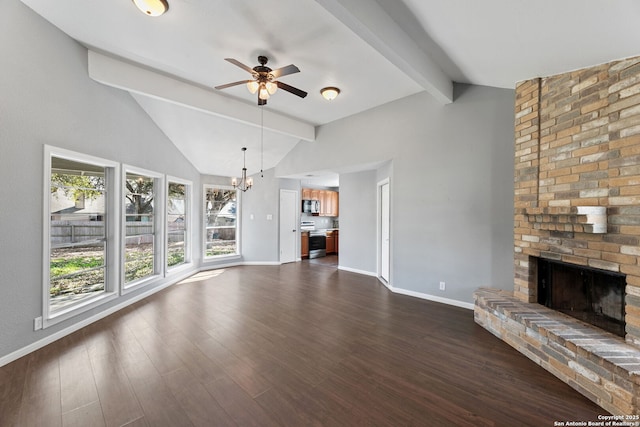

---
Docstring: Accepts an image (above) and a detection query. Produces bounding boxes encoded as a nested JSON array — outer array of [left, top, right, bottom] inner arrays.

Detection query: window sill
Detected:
[[202, 254, 241, 265], [122, 274, 162, 295], [45, 291, 118, 329], [167, 262, 194, 276]]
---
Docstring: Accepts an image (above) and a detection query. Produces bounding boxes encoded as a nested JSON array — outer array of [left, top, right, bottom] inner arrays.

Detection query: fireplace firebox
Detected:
[[537, 258, 626, 337]]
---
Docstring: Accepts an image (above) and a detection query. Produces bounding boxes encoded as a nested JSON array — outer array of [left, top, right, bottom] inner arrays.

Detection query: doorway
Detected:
[[279, 189, 298, 264], [378, 178, 390, 283]]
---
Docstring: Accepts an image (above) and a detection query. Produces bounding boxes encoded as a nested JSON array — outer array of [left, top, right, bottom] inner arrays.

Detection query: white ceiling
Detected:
[[20, 0, 640, 183]]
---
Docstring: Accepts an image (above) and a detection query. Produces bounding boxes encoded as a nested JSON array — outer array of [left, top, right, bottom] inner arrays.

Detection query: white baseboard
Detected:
[[390, 286, 474, 310], [242, 261, 282, 266], [339, 267, 472, 310], [337, 265, 377, 276]]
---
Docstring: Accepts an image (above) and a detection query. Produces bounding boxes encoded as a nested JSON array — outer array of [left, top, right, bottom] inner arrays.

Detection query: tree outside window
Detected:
[[124, 173, 155, 283], [204, 186, 237, 257], [167, 182, 187, 268], [49, 157, 108, 312]]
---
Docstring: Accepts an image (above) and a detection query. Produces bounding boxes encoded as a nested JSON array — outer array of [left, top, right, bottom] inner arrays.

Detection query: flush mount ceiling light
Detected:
[[320, 87, 340, 101], [133, 0, 169, 16]]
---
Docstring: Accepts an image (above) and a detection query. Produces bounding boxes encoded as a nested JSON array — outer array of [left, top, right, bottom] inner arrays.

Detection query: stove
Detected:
[[300, 220, 316, 231], [300, 221, 326, 258]]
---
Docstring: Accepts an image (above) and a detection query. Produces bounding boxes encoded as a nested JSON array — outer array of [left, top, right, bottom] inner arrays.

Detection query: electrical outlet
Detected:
[[439, 281, 446, 291], [34, 316, 43, 331]]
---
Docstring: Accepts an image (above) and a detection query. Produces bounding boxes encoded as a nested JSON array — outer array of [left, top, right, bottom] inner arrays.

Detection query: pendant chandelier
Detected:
[[232, 147, 253, 192]]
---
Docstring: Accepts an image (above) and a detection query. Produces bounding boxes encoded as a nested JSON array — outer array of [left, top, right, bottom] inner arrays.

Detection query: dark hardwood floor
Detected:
[[307, 254, 338, 267], [0, 261, 605, 426]]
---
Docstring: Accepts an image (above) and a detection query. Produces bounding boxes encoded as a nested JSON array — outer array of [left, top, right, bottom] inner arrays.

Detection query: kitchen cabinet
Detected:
[[301, 231, 309, 258], [320, 191, 330, 216], [335, 230, 339, 254], [301, 188, 339, 217], [326, 230, 339, 254], [326, 231, 335, 254], [325, 190, 339, 216], [331, 191, 339, 217]]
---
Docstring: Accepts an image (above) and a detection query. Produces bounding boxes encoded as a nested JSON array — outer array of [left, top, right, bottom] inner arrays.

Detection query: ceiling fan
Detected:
[[215, 56, 308, 105]]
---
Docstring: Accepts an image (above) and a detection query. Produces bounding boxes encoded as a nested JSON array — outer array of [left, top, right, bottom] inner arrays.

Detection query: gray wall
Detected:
[[339, 170, 378, 274], [276, 83, 515, 304], [0, 1, 200, 358], [239, 168, 280, 263]]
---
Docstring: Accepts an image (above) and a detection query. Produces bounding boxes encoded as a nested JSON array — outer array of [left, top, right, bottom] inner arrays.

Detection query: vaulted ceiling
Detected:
[[20, 0, 640, 183]]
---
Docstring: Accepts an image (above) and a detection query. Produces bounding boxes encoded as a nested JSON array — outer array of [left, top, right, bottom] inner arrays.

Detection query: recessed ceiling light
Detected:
[[320, 87, 340, 101], [132, 0, 169, 17]]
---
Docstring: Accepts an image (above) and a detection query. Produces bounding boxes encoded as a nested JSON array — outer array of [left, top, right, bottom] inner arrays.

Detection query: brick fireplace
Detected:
[[475, 56, 640, 415]]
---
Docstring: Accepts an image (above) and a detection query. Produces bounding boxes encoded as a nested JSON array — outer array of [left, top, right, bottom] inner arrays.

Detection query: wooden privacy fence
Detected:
[[51, 221, 155, 246]]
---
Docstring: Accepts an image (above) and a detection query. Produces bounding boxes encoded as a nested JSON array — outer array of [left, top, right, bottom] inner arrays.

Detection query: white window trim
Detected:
[[122, 165, 165, 293], [43, 145, 120, 328], [202, 184, 241, 261], [166, 175, 192, 272]]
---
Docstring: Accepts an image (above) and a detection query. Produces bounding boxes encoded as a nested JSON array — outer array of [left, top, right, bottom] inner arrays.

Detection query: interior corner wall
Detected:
[[239, 168, 281, 263], [0, 0, 200, 360], [339, 170, 378, 274], [276, 83, 515, 305]]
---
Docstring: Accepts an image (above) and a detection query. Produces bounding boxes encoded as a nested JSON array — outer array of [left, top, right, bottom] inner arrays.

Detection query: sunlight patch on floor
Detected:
[[178, 269, 226, 284]]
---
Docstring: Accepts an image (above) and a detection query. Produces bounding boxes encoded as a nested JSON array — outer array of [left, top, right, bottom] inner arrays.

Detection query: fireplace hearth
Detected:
[[474, 55, 640, 415], [536, 258, 626, 337]]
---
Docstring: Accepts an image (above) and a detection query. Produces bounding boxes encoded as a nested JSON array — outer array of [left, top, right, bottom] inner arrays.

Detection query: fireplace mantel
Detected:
[[520, 206, 607, 234]]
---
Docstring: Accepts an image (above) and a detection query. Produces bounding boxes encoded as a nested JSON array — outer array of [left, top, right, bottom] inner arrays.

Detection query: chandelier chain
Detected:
[[261, 106, 264, 178]]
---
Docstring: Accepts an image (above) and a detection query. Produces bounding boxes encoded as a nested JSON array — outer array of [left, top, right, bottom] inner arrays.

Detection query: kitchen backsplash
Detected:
[[301, 212, 339, 228]]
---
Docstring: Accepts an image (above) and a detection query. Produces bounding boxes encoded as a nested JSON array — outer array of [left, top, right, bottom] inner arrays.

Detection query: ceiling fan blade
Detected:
[[215, 80, 252, 90], [224, 58, 256, 75], [276, 81, 308, 98], [270, 64, 300, 79]]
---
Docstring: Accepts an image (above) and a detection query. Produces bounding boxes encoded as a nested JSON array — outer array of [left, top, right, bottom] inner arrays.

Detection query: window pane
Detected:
[[50, 242, 105, 311], [125, 173, 155, 283], [50, 157, 107, 312], [205, 187, 237, 257], [168, 182, 186, 268], [124, 235, 155, 282]]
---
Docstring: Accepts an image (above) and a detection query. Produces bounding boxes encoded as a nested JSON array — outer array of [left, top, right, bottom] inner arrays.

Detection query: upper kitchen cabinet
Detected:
[[302, 188, 339, 217], [330, 191, 339, 217], [320, 191, 331, 216]]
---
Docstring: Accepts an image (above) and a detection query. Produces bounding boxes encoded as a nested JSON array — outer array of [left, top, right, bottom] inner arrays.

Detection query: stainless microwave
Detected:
[[302, 199, 320, 214]]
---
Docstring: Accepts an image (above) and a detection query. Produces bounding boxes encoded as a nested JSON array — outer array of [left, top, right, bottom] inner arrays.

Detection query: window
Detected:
[[204, 186, 238, 257], [45, 148, 117, 320], [167, 179, 190, 269], [124, 168, 163, 287]]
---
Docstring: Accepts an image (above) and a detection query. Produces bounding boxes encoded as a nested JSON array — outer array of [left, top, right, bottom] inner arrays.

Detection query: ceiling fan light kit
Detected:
[[132, 0, 168, 16], [321, 87, 340, 101], [216, 56, 307, 105]]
